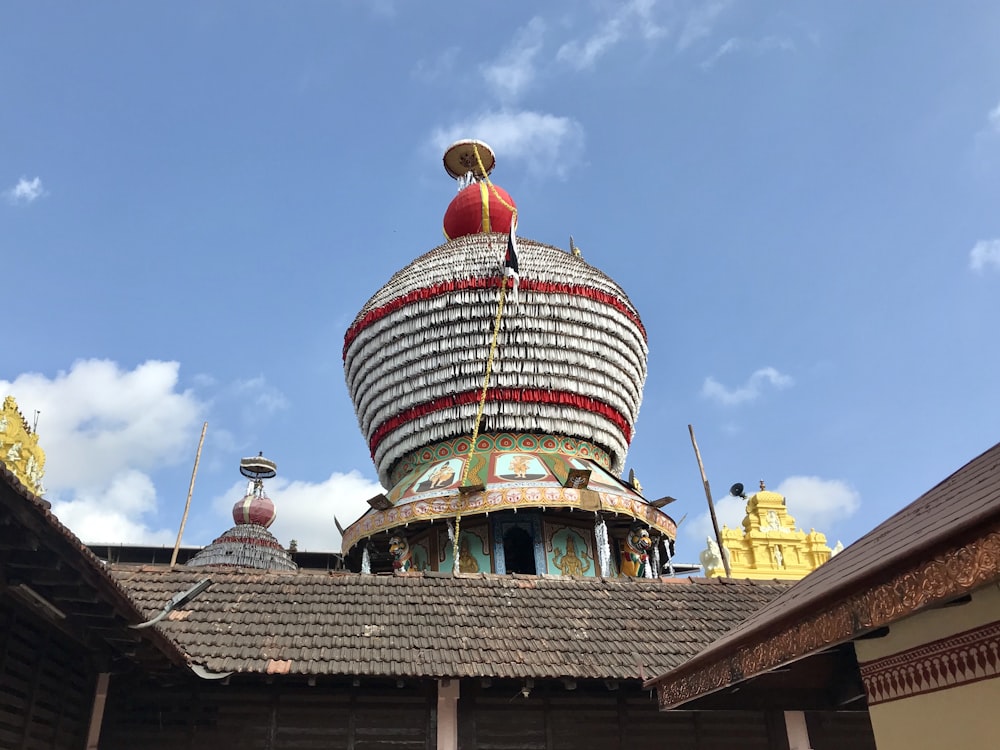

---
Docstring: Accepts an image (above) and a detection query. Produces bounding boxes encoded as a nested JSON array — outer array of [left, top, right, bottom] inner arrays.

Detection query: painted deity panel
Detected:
[[490, 453, 557, 484], [543, 523, 596, 577], [437, 525, 490, 574], [394, 458, 464, 501]]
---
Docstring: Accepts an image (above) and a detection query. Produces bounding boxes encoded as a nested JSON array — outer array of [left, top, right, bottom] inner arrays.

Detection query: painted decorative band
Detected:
[[341, 488, 677, 554], [388, 433, 611, 485], [860, 620, 1000, 705]]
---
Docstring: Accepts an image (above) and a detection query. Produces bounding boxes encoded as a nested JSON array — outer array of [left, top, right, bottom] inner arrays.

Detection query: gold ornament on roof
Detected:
[[0, 396, 46, 495]]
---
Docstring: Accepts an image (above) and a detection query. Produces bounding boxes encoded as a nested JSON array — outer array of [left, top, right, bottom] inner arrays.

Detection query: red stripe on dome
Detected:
[[344, 277, 646, 359], [367, 388, 633, 457]]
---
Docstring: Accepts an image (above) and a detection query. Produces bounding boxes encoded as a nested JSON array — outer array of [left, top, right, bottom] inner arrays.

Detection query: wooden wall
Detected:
[[100, 680, 436, 750], [460, 689, 787, 750], [100, 677, 878, 750], [0, 595, 96, 750]]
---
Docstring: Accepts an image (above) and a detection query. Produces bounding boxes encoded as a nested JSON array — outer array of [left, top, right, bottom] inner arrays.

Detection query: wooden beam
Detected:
[[784, 711, 812, 750], [85, 673, 111, 750], [437, 678, 460, 750]]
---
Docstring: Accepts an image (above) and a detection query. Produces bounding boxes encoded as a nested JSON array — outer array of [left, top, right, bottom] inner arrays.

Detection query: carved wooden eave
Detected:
[[650, 525, 1000, 709], [644, 441, 1000, 710]]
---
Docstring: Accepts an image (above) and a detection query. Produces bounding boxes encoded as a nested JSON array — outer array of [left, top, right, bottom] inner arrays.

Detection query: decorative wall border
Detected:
[[860, 620, 1000, 705], [341, 487, 677, 554], [654, 525, 1000, 709]]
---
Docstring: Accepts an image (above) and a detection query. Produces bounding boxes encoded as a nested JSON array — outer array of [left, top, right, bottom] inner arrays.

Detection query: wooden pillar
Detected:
[[436, 678, 460, 750], [85, 672, 111, 750], [783, 711, 813, 750]]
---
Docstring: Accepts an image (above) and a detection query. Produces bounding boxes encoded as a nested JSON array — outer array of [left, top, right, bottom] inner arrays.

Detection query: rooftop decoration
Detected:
[[0, 395, 46, 495], [188, 453, 296, 571], [700, 481, 833, 580], [340, 139, 674, 576]]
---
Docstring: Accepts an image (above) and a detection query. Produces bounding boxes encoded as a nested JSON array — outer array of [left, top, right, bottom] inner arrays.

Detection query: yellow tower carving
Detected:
[[0, 395, 46, 495], [701, 481, 832, 580]]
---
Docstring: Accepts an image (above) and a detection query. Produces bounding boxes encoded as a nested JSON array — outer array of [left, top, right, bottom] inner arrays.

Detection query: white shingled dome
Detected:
[[343, 233, 648, 487]]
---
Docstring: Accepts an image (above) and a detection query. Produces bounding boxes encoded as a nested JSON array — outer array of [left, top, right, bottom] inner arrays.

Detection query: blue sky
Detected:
[[2, 1, 999, 559]]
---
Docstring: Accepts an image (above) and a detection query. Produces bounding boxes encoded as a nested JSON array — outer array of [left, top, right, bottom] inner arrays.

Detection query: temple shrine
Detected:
[[187, 453, 297, 570], [699, 481, 835, 580], [339, 139, 676, 579]]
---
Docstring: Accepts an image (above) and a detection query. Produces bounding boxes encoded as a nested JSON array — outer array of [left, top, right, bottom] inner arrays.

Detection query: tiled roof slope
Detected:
[[112, 566, 788, 680]]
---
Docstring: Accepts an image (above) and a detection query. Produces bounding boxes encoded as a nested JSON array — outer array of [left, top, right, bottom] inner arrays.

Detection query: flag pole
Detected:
[[171, 422, 208, 568], [688, 424, 731, 577]]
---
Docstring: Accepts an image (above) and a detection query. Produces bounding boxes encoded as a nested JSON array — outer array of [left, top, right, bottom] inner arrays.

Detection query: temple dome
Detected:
[[343, 234, 648, 487], [188, 452, 295, 571]]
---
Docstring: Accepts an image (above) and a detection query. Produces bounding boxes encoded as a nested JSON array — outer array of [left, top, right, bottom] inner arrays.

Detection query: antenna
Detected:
[[32, 410, 40, 433]]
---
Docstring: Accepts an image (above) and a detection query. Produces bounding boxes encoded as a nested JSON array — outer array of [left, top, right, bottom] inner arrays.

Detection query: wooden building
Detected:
[[647, 441, 1000, 750], [0, 466, 185, 750]]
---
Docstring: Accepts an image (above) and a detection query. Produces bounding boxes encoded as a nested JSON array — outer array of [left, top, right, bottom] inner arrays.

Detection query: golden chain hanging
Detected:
[[453, 144, 518, 570]]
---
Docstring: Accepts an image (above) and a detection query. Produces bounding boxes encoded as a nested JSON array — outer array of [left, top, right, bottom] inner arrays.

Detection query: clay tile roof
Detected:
[[110, 566, 789, 681], [647, 440, 1000, 707]]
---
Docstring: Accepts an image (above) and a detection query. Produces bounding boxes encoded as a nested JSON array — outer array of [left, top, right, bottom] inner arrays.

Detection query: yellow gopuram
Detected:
[[700, 481, 834, 580], [0, 395, 46, 495]]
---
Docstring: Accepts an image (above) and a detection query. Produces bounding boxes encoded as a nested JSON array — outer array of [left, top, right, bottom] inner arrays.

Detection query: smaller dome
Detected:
[[233, 493, 276, 527], [443, 183, 516, 240]]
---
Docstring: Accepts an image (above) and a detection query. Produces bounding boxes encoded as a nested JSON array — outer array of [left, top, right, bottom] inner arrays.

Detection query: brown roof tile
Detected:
[[111, 566, 787, 681]]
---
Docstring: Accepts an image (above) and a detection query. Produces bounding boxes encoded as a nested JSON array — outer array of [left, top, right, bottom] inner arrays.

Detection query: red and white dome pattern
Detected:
[[344, 233, 648, 487], [232, 492, 276, 528]]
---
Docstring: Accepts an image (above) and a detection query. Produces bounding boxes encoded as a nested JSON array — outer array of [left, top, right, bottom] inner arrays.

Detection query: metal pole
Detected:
[[170, 422, 207, 568], [688, 424, 731, 577]]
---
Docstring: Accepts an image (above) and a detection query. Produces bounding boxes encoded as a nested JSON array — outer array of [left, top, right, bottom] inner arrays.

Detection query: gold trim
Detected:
[[656, 525, 1000, 709]]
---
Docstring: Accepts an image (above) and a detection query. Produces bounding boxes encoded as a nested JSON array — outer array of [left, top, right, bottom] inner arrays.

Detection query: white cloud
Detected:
[[676, 0, 732, 52], [412, 47, 460, 84], [1, 360, 203, 543], [701, 366, 794, 406], [557, 18, 625, 70], [4, 176, 46, 205], [557, 0, 666, 71], [988, 102, 1000, 133], [431, 110, 585, 179], [210, 470, 383, 552], [700, 35, 795, 70], [970, 239, 1000, 273], [49, 470, 175, 544], [773, 476, 861, 530], [481, 17, 546, 101], [232, 375, 289, 415], [683, 476, 860, 548]]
